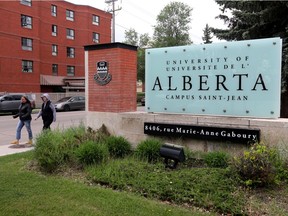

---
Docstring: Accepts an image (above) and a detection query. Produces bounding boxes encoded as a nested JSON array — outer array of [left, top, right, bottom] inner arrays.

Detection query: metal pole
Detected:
[[105, 0, 121, 43], [112, 0, 115, 42]]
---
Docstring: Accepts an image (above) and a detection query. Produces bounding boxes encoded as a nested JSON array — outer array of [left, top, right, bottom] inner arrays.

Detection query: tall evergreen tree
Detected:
[[202, 24, 213, 44], [152, 2, 192, 47], [212, 0, 288, 91]]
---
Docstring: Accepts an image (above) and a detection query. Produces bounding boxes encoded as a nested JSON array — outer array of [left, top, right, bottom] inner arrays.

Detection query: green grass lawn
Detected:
[[0, 152, 214, 216], [2, 127, 288, 216]]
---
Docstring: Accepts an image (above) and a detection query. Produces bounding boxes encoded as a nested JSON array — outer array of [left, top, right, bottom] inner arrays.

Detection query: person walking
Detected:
[[35, 93, 56, 130], [10, 95, 33, 145]]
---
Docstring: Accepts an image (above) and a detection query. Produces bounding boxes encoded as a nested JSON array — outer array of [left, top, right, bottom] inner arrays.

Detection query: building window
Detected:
[[52, 44, 58, 56], [66, 28, 74, 40], [52, 25, 57, 36], [21, 37, 33, 51], [20, 0, 32, 7], [67, 66, 75, 76], [92, 15, 99, 25], [22, 60, 33, 73], [51, 5, 57, 17], [52, 64, 58, 75], [66, 9, 74, 21], [21, 15, 32, 29], [67, 47, 75, 58], [93, 32, 99, 43]]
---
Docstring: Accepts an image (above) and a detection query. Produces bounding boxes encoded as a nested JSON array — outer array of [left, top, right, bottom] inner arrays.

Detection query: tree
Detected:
[[212, 1, 288, 40], [137, 33, 150, 84], [123, 28, 138, 46], [202, 24, 213, 44], [211, 1, 288, 92], [123, 29, 150, 48], [123, 29, 151, 84], [139, 33, 150, 48], [152, 2, 193, 48]]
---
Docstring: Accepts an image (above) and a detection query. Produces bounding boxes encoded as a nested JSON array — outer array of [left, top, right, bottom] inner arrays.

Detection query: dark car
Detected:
[[141, 97, 145, 106], [0, 94, 36, 114], [54, 96, 85, 111]]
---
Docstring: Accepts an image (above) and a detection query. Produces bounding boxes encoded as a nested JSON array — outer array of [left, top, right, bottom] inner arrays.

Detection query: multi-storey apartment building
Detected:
[[0, 0, 112, 93]]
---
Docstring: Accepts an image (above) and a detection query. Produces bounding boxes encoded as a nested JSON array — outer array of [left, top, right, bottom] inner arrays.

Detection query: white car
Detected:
[[54, 96, 85, 111]]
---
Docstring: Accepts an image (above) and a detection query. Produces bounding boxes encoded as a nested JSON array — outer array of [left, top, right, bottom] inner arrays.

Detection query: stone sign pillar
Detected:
[[84, 43, 137, 112]]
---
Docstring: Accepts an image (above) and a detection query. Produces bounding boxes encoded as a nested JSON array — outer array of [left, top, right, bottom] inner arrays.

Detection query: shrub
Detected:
[[34, 130, 66, 173], [203, 151, 230, 168], [135, 138, 163, 163], [74, 125, 110, 143], [75, 140, 109, 166], [232, 143, 283, 187], [58, 125, 86, 163], [105, 136, 132, 158], [279, 160, 288, 182], [34, 125, 106, 172]]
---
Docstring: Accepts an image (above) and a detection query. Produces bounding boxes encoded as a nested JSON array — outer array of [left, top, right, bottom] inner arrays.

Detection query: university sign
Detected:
[[145, 38, 282, 118]]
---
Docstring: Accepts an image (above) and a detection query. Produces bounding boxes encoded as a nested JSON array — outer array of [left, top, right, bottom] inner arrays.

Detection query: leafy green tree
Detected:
[[123, 28, 138, 46], [202, 24, 213, 44], [152, 1, 193, 47], [123, 29, 151, 84], [137, 33, 150, 84], [139, 33, 150, 48], [211, 0, 288, 91], [123, 29, 151, 48]]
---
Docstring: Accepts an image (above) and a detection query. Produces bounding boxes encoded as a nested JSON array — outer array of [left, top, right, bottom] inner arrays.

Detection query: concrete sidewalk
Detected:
[[0, 143, 34, 157]]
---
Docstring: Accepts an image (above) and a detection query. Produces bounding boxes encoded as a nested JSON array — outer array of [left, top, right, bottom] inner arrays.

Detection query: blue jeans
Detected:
[[16, 120, 33, 140]]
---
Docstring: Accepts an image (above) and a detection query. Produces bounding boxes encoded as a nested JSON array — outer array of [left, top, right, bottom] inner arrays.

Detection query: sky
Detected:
[[65, 0, 227, 44]]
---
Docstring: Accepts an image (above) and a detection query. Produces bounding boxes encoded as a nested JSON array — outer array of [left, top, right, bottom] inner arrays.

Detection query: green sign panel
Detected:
[[145, 38, 282, 118]]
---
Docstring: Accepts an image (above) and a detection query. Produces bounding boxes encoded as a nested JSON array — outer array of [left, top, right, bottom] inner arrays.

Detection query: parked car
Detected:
[[0, 93, 36, 114], [54, 96, 85, 111], [141, 97, 145, 106]]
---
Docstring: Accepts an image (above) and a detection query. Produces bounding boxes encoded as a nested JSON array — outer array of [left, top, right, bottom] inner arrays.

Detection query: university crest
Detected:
[[94, 61, 112, 85]]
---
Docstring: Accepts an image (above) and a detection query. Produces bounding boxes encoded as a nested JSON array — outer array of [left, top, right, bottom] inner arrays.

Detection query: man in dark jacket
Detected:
[[35, 93, 56, 130], [11, 95, 33, 145]]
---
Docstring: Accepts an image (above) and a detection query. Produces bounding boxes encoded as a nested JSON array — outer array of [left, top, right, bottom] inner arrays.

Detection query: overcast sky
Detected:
[[66, 0, 227, 44]]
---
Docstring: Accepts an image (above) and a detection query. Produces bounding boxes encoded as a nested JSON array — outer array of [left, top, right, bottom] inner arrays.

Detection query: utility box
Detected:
[[160, 143, 185, 168]]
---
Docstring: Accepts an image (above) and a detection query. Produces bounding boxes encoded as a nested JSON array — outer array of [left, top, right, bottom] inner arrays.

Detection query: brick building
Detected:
[[0, 0, 112, 93]]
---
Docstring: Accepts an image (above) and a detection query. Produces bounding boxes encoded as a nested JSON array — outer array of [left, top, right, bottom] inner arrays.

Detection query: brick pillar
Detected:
[[84, 43, 137, 112]]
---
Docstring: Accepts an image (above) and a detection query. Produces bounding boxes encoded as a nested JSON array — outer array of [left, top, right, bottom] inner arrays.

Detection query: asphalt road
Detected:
[[0, 110, 86, 146], [0, 106, 146, 146]]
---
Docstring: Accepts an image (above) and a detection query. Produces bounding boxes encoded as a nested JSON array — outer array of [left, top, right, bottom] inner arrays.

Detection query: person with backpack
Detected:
[[35, 93, 56, 130], [10, 95, 33, 145]]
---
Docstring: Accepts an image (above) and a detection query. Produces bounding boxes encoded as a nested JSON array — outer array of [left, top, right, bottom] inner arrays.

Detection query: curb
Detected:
[[0, 144, 34, 157]]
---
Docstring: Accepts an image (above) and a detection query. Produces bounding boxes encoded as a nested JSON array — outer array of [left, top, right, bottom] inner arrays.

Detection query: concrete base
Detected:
[[86, 111, 288, 155]]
